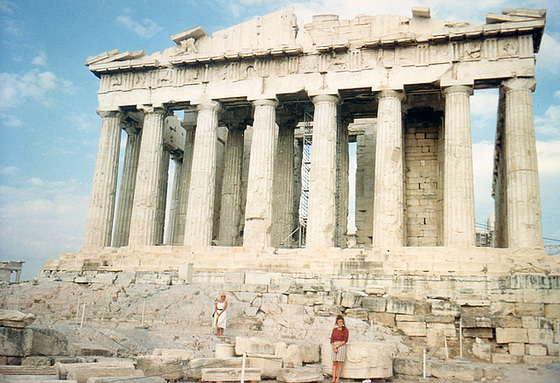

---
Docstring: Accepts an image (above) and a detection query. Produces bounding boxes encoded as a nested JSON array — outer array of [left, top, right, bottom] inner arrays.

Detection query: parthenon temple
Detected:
[[46, 6, 556, 276]]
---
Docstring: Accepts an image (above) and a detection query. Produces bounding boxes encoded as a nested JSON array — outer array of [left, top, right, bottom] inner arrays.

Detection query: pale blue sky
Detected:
[[1, 0, 559, 280]]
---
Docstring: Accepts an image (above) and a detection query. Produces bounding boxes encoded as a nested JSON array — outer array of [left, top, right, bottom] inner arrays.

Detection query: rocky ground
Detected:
[[0, 279, 559, 382]]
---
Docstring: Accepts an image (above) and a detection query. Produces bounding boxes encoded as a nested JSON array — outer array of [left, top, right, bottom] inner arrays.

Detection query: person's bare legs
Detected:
[[331, 362, 337, 383], [334, 361, 343, 383]]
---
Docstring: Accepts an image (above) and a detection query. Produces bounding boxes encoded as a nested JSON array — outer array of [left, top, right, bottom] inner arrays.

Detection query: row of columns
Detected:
[[83, 78, 543, 251]]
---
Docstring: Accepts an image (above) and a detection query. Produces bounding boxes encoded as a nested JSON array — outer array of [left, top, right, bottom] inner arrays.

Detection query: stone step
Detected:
[[0, 377, 76, 383], [0, 366, 57, 375]]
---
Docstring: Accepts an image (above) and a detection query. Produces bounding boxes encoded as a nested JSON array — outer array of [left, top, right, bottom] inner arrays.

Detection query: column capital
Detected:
[[443, 85, 473, 96], [137, 105, 168, 115], [96, 109, 122, 119], [196, 100, 221, 112], [502, 77, 537, 92], [251, 98, 278, 108], [311, 93, 340, 105], [376, 89, 405, 101]]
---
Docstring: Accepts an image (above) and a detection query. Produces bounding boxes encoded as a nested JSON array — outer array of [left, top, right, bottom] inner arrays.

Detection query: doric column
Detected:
[[218, 123, 245, 246], [112, 120, 142, 247], [155, 150, 170, 245], [83, 109, 122, 249], [166, 152, 183, 245], [243, 99, 278, 248], [128, 106, 167, 246], [273, 119, 297, 247], [307, 94, 340, 248], [336, 117, 350, 247], [502, 77, 543, 248], [442, 85, 476, 246], [184, 101, 220, 246], [372, 90, 404, 248]]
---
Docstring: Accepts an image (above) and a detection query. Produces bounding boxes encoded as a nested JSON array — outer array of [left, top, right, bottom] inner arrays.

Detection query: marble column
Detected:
[[218, 123, 245, 246], [372, 90, 404, 248], [273, 120, 297, 247], [166, 152, 183, 245], [184, 101, 220, 246], [442, 85, 476, 246], [168, 121, 196, 245], [307, 94, 340, 248], [83, 110, 122, 249], [155, 150, 170, 245], [502, 77, 543, 248], [112, 120, 142, 247], [336, 117, 350, 247], [128, 106, 167, 246], [243, 99, 278, 248]]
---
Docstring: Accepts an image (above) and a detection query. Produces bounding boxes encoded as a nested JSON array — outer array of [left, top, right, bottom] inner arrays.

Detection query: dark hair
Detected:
[[335, 314, 345, 327]]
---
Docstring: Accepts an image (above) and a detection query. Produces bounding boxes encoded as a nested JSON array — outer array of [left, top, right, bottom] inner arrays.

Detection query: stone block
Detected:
[[495, 328, 528, 344], [393, 356, 422, 376], [461, 314, 492, 328], [215, 344, 236, 358], [494, 315, 523, 328], [286, 340, 320, 364], [491, 353, 522, 364], [201, 367, 261, 382], [0, 309, 36, 328], [245, 271, 270, 285], [522, 355, 559, 365], [340, 291, 364, 308], [136, 356, 183, 381], [425, 315, 455, 323], [188, 358, 243, 380], [92, 273, 116, 285], [0, 327, 33, 356], [546, 343, 559, 356], [248, 354, 283, 378], [22, 356, 51, 366], [463, 328, 493, 338], [386, 299, 415, 315], [545, 304, 560, 319], [277, 366, 323, 382], [344, 308, 368, 320], [528, 328, 554, 344], [235, 337, 274, 355], [114, 271, 136, 286], [287, 294, 315, 306], [430, 299, 460, 316], [321, 342, 392, 379], [87, 378, 166, 383], [283, 344, 302, 368], [472, 342, 491, 362], [516, 302, 545, 317], [398, 321, 426, 336], [430, 359, 483, 382], [58, 362, 141, 383], [396, 314, 424, 322], [365, 285, 385, 295], [274, 342, 287, 357], [30, 327, 68, 356], [368, 312, 395, 328], [224, 272, 245, 284], [70, 342, 111, 357], [362, 297, 386, 312], [508, 343, 525, 355], [427, 322, 456, 337], [526, 344, 547, 356]]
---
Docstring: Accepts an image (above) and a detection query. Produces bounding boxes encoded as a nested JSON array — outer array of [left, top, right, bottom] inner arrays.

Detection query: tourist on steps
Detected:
[[213, 293, 228, 336], [330, 314, 349, 383]]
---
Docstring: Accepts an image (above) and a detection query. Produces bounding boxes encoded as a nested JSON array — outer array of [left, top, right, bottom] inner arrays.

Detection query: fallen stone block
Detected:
[[247, 354, 282, 378], [472, 342, 491, 362], [321, 341, 393, 379], [86, 377, 166, 383], [0, 309, 36, 328], [136, 355, 183, 381], [152, 348, 194, 361], [201, 367, 261, 382], [235, 336, 274, 355], [368, 312, 395, 328], [430, 359, 482, 381], [522, 355, 558, 365], [491, 353, 522, 364], [187, 357, 243, 380], [69, 343, 111, 357], [286, 340, 320, 364], [277, 366, 323, 382], [0, 365, 58, 375], [215, 344, 235, 358], [398, 321, 426, 336], [30, 327, 69, 356], [283, 344, 302, 368], [393, 356, 422, 376], [0, 327, 33, 356], [22, 356, 51, 366], [0, 378, 76, 383], [55, 362, 139, 383]]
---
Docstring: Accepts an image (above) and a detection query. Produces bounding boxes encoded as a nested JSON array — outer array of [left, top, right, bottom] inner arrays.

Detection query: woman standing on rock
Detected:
[[213, 293, 228, 336], [330, 314, 349, 383]]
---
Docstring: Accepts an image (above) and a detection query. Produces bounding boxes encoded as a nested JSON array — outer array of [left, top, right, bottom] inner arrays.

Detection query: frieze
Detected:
[[97, 36, 535, 93]]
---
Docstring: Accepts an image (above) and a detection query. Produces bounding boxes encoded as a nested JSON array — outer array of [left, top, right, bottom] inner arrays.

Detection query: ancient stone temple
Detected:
[[45, 6, 557, 277]]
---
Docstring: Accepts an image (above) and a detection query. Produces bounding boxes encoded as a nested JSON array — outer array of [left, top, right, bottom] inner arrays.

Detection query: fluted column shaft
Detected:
[[184, 101, 220, 246], [273, 122, 296, 247], [166, 154, 183, 245], [155, 150, 170, 245], [112, 123, 142, 247], [373, 90, 404, 247], [307, 94, 340, 248], [218, 124, 245, 246], [243, 99, 278, 248], [442, 85, 476, 246], [503, 77, 543, 248], [128, 107, 167, 246], [83, 110, 122, 248]]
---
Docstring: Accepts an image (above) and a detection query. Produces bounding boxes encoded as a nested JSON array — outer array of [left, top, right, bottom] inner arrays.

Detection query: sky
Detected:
[[1, 0, 559, 280]]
